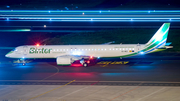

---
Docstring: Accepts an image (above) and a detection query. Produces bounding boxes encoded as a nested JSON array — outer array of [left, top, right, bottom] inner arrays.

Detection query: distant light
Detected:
[[82, 12, 84, 15], [65, 7, 69, 10], [49, 11, 51, 13], [44, 25, 46, 27], [90, 56, 93, 59], [169, 19, 171, 21], [22, 57, 25, 59], [50, 18, 52, 21], [98, 57, 100, 59], [7, 18, 9, 21], [148, 11, 150, 13], [36, 44, 40, 46], [91, 19, 93, 21], [6, 6, 10, 8], [131, 19, 133, 21], [99, 11, 101, 13], [140, 51, 144, 54]]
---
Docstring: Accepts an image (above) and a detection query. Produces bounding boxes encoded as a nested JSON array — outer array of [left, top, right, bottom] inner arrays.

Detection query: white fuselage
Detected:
[[6, 44, 145, 59]]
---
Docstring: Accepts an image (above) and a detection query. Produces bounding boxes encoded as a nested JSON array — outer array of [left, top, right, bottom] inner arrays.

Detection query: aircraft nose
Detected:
[[5, 54, 9, 57], [5, 51, 13, 57]]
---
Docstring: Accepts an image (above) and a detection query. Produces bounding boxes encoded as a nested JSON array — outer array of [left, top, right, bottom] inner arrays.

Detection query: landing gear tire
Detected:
[[83, 63, 88, 67]]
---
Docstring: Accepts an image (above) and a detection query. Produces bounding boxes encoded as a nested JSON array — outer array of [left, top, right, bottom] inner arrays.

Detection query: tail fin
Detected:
[[146, 23, 170, 48]]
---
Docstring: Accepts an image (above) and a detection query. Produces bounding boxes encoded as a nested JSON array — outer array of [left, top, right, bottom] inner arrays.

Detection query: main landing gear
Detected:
[[83, 62, 88, 67], [80, 59, 90, 67]]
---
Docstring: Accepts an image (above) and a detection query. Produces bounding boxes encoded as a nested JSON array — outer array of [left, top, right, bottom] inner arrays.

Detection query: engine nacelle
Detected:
[[56, 57, 72, 65]]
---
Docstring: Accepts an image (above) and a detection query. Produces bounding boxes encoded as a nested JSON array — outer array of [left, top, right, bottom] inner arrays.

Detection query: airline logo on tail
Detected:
[[144, 23, 170, 53]]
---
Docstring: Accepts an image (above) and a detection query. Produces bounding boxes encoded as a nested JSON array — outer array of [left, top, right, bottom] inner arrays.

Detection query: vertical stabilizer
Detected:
[[146, 23, 170, 48]]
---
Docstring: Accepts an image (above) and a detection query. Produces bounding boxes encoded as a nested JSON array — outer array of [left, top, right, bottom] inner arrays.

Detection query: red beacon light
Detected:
[[36, 44, 40, 46]]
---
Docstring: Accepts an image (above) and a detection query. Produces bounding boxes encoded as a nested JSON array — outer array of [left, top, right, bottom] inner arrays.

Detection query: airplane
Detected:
[[5, 23, 172, 67]]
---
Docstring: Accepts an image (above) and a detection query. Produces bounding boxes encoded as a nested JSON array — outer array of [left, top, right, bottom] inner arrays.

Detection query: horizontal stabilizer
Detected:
[[165, 42, 172, 46]]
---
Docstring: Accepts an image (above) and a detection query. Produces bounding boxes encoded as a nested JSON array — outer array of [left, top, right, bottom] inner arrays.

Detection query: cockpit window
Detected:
[[12, 49, 18, 51]]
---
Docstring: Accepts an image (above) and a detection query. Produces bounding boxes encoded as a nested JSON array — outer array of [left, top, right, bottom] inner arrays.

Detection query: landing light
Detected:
[[87, 60, 90, 64], [140, 51, 144, 54]]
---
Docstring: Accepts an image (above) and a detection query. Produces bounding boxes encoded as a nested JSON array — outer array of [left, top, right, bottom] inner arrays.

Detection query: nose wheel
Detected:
[[13, 59, 27, 66]]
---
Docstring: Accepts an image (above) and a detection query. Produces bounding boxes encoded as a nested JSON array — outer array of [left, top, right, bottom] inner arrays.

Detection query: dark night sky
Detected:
[[0, 0, 179, 10]]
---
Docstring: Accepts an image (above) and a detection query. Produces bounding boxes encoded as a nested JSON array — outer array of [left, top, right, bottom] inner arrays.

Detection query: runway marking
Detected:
[[98, 61, 129, 67], [136, 87, 166, 101], [26, 80, 75, 101], [37, 64, 60, 82], [100, 61, 129, 67], [101, 64, 109, 67], [109, 82, 143, 101]]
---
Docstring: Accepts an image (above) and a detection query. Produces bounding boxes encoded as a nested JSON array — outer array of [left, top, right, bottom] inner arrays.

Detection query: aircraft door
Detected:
[[23, 46, 28, 55], [137, 44, 141, 52]]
